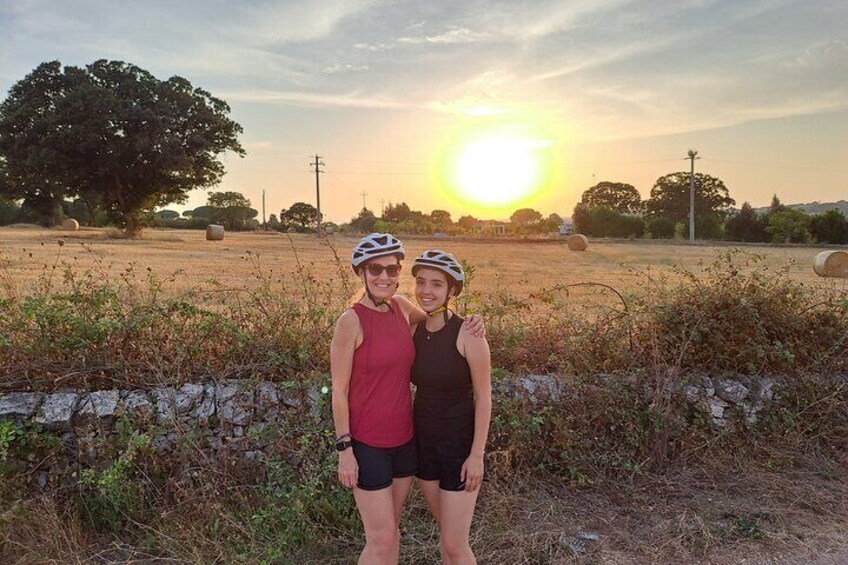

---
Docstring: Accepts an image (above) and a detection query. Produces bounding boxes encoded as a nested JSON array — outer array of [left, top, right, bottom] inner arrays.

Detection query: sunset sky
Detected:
[[1, 0, 846, 222]]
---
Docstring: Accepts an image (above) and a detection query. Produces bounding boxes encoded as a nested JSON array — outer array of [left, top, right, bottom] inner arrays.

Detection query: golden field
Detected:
[[0, 225, 843, 298]]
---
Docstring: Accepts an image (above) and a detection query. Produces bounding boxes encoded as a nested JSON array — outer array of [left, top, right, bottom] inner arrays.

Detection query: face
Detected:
[[415, 267, 451, 312], [361, 255, 401, 300]]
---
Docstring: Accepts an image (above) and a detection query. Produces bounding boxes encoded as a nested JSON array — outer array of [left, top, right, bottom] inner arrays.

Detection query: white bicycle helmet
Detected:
[[412, 249, 465, 295], [350, 232, 405, 272]]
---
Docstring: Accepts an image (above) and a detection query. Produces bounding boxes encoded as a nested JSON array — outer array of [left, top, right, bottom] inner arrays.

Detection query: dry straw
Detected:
[[813, 250, 848, 278], [61, 218, 80, 231], [567, 234, 589, 251], [206, 224, 225, 241]]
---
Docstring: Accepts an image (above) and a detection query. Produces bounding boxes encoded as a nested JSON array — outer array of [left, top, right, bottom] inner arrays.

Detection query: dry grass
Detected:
[[1, 226, 844, 298]]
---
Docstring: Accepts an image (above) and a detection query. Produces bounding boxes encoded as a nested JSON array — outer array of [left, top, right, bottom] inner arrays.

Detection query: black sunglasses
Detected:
[[365, 263, 402, 277]]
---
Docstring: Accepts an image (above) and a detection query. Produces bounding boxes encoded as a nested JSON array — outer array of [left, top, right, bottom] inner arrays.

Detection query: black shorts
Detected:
[[352, 437, 417, 491], [416, 435, 473, 492]]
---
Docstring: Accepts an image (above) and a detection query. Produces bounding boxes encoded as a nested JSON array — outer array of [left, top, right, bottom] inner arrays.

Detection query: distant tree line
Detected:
[[572, 175, 848, 245]]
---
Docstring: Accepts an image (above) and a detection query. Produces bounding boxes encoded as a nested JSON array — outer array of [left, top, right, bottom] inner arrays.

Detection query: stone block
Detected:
[[35, 392, 79, 431], [151, 387, 177, 424], [716, 380, 749, 404], [217, 381, 254, 425], [0, 392, 43, 421], [76, 390, 120, 426], [257, 381, 279, 411], [193, 383, 216, 421], [175, 383, 204, 415], [121, 390, 154, 425]]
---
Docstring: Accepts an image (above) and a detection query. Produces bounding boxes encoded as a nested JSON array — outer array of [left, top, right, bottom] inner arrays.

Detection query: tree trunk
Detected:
[[123, 212, 142, 238]]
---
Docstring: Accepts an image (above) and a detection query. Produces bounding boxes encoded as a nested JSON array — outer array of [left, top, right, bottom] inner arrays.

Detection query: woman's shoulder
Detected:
[[335, 307, 362, 332]]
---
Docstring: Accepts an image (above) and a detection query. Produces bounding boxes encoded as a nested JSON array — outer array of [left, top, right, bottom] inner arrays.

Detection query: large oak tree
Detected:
[[645, 172, 735, 225], [580, 181, 642, 214], [0, 60, 244, 235]]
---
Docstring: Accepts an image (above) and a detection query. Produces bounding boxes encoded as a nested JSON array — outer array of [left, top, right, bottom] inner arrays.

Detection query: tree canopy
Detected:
[[725, 202, 767, 242], [207, 191, 256, 230], [645, 172, 735, 224], [281, 202, 319, 232], [0, 60, 244, 235], [510, 208, 542, 225], [809, 209, 848, 244], [580, 181, 642, 214]]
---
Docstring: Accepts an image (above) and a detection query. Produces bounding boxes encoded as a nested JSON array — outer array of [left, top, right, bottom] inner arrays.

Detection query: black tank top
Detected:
[[411, 314, 472, 394], [412, 314, 475, 440]]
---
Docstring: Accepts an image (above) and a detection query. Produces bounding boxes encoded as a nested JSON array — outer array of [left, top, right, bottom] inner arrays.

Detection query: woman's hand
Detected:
[[464, 314, 486, 338], [460, 454, 484, 492], [337, 449, 358, 489]]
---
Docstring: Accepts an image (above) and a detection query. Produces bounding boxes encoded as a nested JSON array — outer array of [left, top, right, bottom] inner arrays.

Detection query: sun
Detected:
[[436, 122, 556, 214]]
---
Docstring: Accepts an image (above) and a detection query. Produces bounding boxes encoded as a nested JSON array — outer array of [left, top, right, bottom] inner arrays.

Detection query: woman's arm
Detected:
[[459, 329, 492, 492], [394, 294, 486, 337], [330, 309, 361, 489], [394, 294, 426, 326]]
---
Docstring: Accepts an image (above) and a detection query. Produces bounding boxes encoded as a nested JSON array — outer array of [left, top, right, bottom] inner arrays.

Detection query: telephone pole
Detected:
[[261, 189, 266, 227], [360, 190, 368, 210], [310, 155, 325, 234], [687, 149, 700, 243]]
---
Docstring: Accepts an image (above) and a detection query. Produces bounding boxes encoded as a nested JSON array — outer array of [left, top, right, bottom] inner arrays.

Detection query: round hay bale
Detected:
[[206, 224, 225, 241], [61, 218, 80, 231], [813, 250, 848, 278], [567, 234, 589, 251]]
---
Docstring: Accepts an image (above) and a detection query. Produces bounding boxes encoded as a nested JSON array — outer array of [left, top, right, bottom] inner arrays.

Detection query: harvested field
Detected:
[[1, 226, 843, 297]]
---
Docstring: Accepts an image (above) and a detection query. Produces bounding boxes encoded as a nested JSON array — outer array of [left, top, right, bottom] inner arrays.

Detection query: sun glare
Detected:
[[436, 122, 556, 214]]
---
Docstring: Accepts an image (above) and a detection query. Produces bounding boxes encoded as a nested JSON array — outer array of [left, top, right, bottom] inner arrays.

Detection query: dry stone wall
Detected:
[[0, 374, 785, 487]]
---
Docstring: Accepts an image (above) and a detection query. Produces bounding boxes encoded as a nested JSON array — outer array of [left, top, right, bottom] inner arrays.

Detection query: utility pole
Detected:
[[687, 149, 700, 243], [360, 190, 368, 211], [310, 155, 325, 234], [380, 199, 385, 216], [261, 189, 266, 228]]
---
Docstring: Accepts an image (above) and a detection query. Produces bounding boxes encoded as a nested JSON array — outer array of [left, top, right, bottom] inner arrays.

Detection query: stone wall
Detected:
[[0, 374, 784, 488]]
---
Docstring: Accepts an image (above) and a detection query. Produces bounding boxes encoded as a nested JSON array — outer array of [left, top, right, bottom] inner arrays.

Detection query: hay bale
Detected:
[[61, 218, 79, 231], [206, 224, 225, 241], [567, 234, 589, 251], [813, 250, 848, 278]]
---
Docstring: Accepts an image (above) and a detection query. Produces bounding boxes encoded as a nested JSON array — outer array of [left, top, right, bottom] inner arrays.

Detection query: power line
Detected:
[[708, 158, 846, 173]]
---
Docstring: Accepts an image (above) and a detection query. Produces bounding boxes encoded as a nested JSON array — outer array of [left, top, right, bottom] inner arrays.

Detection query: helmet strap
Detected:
[[427, 304, 447, 317]]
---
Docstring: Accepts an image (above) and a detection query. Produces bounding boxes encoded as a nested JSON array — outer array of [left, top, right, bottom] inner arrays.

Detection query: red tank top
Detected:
[[349, 298, 415, 447]]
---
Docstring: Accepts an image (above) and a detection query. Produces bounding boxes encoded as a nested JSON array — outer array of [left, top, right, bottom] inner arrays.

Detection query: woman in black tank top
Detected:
[[410, 250, 492, 564]]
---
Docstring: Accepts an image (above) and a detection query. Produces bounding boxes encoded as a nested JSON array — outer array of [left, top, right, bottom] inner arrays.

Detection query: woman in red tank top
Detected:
[[330, 233, 482, 564]]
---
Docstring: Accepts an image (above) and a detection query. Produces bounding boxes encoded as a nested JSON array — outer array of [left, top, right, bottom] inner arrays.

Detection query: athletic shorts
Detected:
[[352, 437, 417, 491], [416, 435, 474, 492]]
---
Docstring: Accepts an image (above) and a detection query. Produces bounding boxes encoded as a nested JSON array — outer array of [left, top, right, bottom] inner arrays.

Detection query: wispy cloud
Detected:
[[398, 26, 488, 45], [322, 63, 370, 74], [220, 89, 409, 110]]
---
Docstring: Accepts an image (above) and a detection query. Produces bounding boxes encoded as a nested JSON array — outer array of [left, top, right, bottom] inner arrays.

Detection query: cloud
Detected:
[[398, 26, 488, 45], [220, 88, 409, 110], [322, 63, 370, 74]]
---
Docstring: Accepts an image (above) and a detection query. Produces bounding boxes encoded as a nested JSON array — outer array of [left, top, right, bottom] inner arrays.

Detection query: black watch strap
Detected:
[[335, 438, 352, 452], [335, 433, 352, 452]]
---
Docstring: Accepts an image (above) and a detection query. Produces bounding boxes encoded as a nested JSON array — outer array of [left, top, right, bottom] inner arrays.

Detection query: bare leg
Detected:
[[437, 488, 480, 565], [354, 486, 401, 565], [391, 476, 413, 526], [418, 479, 442, 525]]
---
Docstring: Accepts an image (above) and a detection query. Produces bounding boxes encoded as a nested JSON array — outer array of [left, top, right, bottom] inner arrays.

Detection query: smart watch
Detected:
[[335, 434, 352, 452]]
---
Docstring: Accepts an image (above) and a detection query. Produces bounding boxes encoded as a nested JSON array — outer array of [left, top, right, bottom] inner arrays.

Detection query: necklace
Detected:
[[423, 321, 445, 340]]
